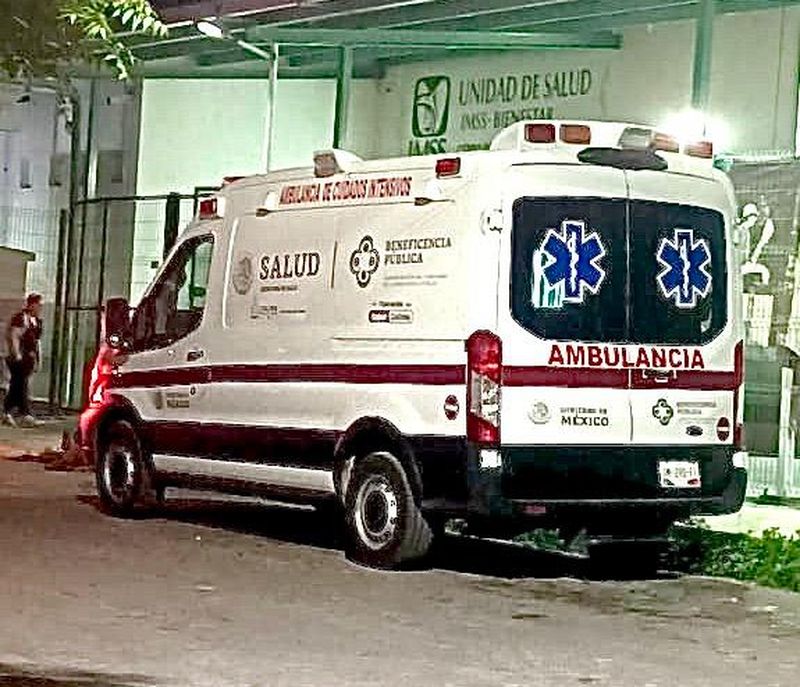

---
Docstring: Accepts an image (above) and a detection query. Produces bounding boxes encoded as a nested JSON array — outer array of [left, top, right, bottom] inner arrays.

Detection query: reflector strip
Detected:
[[111, 363, 739, 391]]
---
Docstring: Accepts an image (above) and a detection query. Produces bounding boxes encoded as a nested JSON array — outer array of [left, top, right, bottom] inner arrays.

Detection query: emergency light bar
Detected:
[[492, 120, 714, 161], [525, 123, 555, 143], [560, 124, 591, 144], [521, 123, 590, 145]]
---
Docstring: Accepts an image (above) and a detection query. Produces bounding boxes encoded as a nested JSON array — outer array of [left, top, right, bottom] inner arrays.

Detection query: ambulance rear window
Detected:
[[511, 197, 627, 342], [510, 198, 727, 345], [629, 201, 727, 345]]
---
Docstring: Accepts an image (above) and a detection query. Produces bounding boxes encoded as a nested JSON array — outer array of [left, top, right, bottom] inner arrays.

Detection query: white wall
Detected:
[[0, 78, 139, 401], [137, 79, 270, 196], [709, 7, 799, 153], [132, 77, 337, 301], [348, 7, 800, 159]]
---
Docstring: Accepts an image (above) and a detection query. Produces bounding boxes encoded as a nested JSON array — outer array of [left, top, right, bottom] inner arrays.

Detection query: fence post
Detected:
[[94, 200, 109, 352], [163, 193, 181, 259], [777, 366, 794, 497], [48, 209, 69, 409]]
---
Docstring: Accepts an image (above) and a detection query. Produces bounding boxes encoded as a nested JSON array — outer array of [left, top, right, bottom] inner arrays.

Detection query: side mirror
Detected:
[[104, 297, 132, 349]]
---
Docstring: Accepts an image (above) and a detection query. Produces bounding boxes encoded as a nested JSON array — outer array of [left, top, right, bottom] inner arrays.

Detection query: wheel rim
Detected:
[[354, 475, 399, 551], [102, 442, 136, 504]]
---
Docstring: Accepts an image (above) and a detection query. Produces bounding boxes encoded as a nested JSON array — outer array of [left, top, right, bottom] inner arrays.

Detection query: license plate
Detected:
[[658, 460, 701, 489]]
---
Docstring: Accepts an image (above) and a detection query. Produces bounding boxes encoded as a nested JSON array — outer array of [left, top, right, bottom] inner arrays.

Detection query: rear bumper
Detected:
[[459, 444, 747, 527]]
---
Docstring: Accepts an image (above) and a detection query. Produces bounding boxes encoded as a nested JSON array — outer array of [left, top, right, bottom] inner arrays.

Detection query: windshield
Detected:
[[510, 197, 727, 345]]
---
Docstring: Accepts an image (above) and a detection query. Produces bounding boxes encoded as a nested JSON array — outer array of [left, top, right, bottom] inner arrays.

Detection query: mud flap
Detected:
[[701, 467, 747, 516]]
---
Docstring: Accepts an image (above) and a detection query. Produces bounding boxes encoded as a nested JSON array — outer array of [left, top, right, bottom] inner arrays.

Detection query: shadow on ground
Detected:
[[77, 493, 676, 582], [0, 663, 154, 687]]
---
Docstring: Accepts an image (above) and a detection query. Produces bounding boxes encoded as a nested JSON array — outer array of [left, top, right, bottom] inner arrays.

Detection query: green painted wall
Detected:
[[133, 78, 336, 301]]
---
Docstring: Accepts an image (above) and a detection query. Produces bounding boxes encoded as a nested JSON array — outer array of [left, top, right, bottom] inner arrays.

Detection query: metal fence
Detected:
[[57, 191, 211, 409], [745, 454, 800, 498]]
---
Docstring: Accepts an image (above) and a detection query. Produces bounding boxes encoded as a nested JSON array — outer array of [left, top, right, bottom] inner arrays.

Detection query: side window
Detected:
[[176, 240, 212, 312], [133, 236, 214, 351]]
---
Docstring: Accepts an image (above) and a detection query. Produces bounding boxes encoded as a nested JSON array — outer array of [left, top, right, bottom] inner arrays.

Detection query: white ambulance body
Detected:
[[81, 121, 747, 569]]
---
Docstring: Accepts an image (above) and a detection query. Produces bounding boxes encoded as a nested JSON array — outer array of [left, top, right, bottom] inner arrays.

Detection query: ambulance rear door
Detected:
[[499, 164, 632, 446], [626, 170, 740, 451]]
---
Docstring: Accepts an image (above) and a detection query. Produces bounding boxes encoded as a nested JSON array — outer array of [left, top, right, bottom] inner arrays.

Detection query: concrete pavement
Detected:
[[1, 426, 799, 686]]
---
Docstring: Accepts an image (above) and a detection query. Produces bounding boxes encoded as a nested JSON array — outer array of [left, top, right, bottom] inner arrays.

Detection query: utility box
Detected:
[[0, 246, 35, 389]]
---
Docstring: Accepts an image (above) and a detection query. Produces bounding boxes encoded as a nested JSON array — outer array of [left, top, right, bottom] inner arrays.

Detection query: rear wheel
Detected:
[[344, 451, 432, 569], [95, 420, 158, 517]]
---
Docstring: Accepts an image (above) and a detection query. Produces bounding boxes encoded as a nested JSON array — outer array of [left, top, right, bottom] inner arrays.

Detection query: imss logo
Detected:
[[409, 76, 450, 155], [413, 75, 451, 137]]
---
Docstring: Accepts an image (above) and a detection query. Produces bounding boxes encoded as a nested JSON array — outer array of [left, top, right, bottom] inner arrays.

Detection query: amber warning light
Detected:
[[684, 140, 714, 159], [559, 124, 591, 145]]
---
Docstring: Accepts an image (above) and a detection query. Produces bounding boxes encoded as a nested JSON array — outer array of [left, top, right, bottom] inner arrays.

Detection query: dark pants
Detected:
[[4, 357, 31, 416]]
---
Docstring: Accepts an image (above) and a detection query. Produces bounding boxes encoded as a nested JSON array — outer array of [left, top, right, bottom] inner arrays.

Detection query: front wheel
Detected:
[[344, 451, 432, 569], [95, 420, 158, 517]]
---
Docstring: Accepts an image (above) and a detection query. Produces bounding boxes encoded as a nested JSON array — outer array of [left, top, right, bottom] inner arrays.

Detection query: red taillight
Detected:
[[435, 157, 461, 178], [466, 330, 502, 446], [734, 340, 744, 387], [525, 123, 556, 144], [684, 140, 713, 159], [88, 357, 112, 408], [198, 197, 218, 219], [560, 124, 591, 145], [733, 339, 745, 448]]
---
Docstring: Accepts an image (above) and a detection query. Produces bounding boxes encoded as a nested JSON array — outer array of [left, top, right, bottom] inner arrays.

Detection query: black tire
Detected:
[[95, 420, 158, 517], [344, 451, 432, 569]]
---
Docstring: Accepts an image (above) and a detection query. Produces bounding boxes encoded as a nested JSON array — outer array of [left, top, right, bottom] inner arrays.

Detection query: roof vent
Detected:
[[313, 149, 363, 177]]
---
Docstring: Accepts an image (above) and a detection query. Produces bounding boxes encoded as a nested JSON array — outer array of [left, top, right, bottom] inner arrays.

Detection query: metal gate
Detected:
[[56, 190, 212, 409]]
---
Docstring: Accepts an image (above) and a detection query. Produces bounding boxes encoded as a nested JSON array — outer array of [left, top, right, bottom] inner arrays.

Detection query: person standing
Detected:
[[3, 293, 43, 427]]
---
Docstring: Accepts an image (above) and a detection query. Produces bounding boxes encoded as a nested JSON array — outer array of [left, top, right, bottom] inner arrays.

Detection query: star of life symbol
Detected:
[[656, 228, 712, 309], [537, 220, 607, 305]]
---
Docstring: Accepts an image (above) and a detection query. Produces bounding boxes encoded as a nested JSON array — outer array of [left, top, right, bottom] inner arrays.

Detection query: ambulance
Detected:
[[80, 120, 747, 570]]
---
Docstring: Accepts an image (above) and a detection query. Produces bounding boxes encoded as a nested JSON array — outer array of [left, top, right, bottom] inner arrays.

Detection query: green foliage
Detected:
[[672, 524, 800, 592], [0, 0, 167, 81], [514, 528, 567, 551]]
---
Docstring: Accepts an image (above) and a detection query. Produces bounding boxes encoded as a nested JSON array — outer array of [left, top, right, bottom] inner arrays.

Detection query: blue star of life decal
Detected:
[[656, 228, 712, 309], [539, 220, 607, 304]]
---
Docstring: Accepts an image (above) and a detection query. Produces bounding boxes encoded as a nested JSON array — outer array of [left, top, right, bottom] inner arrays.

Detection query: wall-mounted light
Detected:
[[196, 19, 224, 40]]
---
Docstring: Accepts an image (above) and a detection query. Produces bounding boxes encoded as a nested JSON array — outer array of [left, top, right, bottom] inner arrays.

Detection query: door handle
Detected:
[[186, 348, 205, 362], [642, 369, 672, 383]]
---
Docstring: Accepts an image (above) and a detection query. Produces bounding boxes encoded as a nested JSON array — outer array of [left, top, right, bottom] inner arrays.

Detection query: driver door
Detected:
[[117, 235, 215, 455]]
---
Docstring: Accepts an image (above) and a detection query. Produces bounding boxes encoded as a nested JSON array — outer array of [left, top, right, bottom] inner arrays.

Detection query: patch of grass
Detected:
[[513, 528, 567, 552], [671, 522, 800, 593]]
